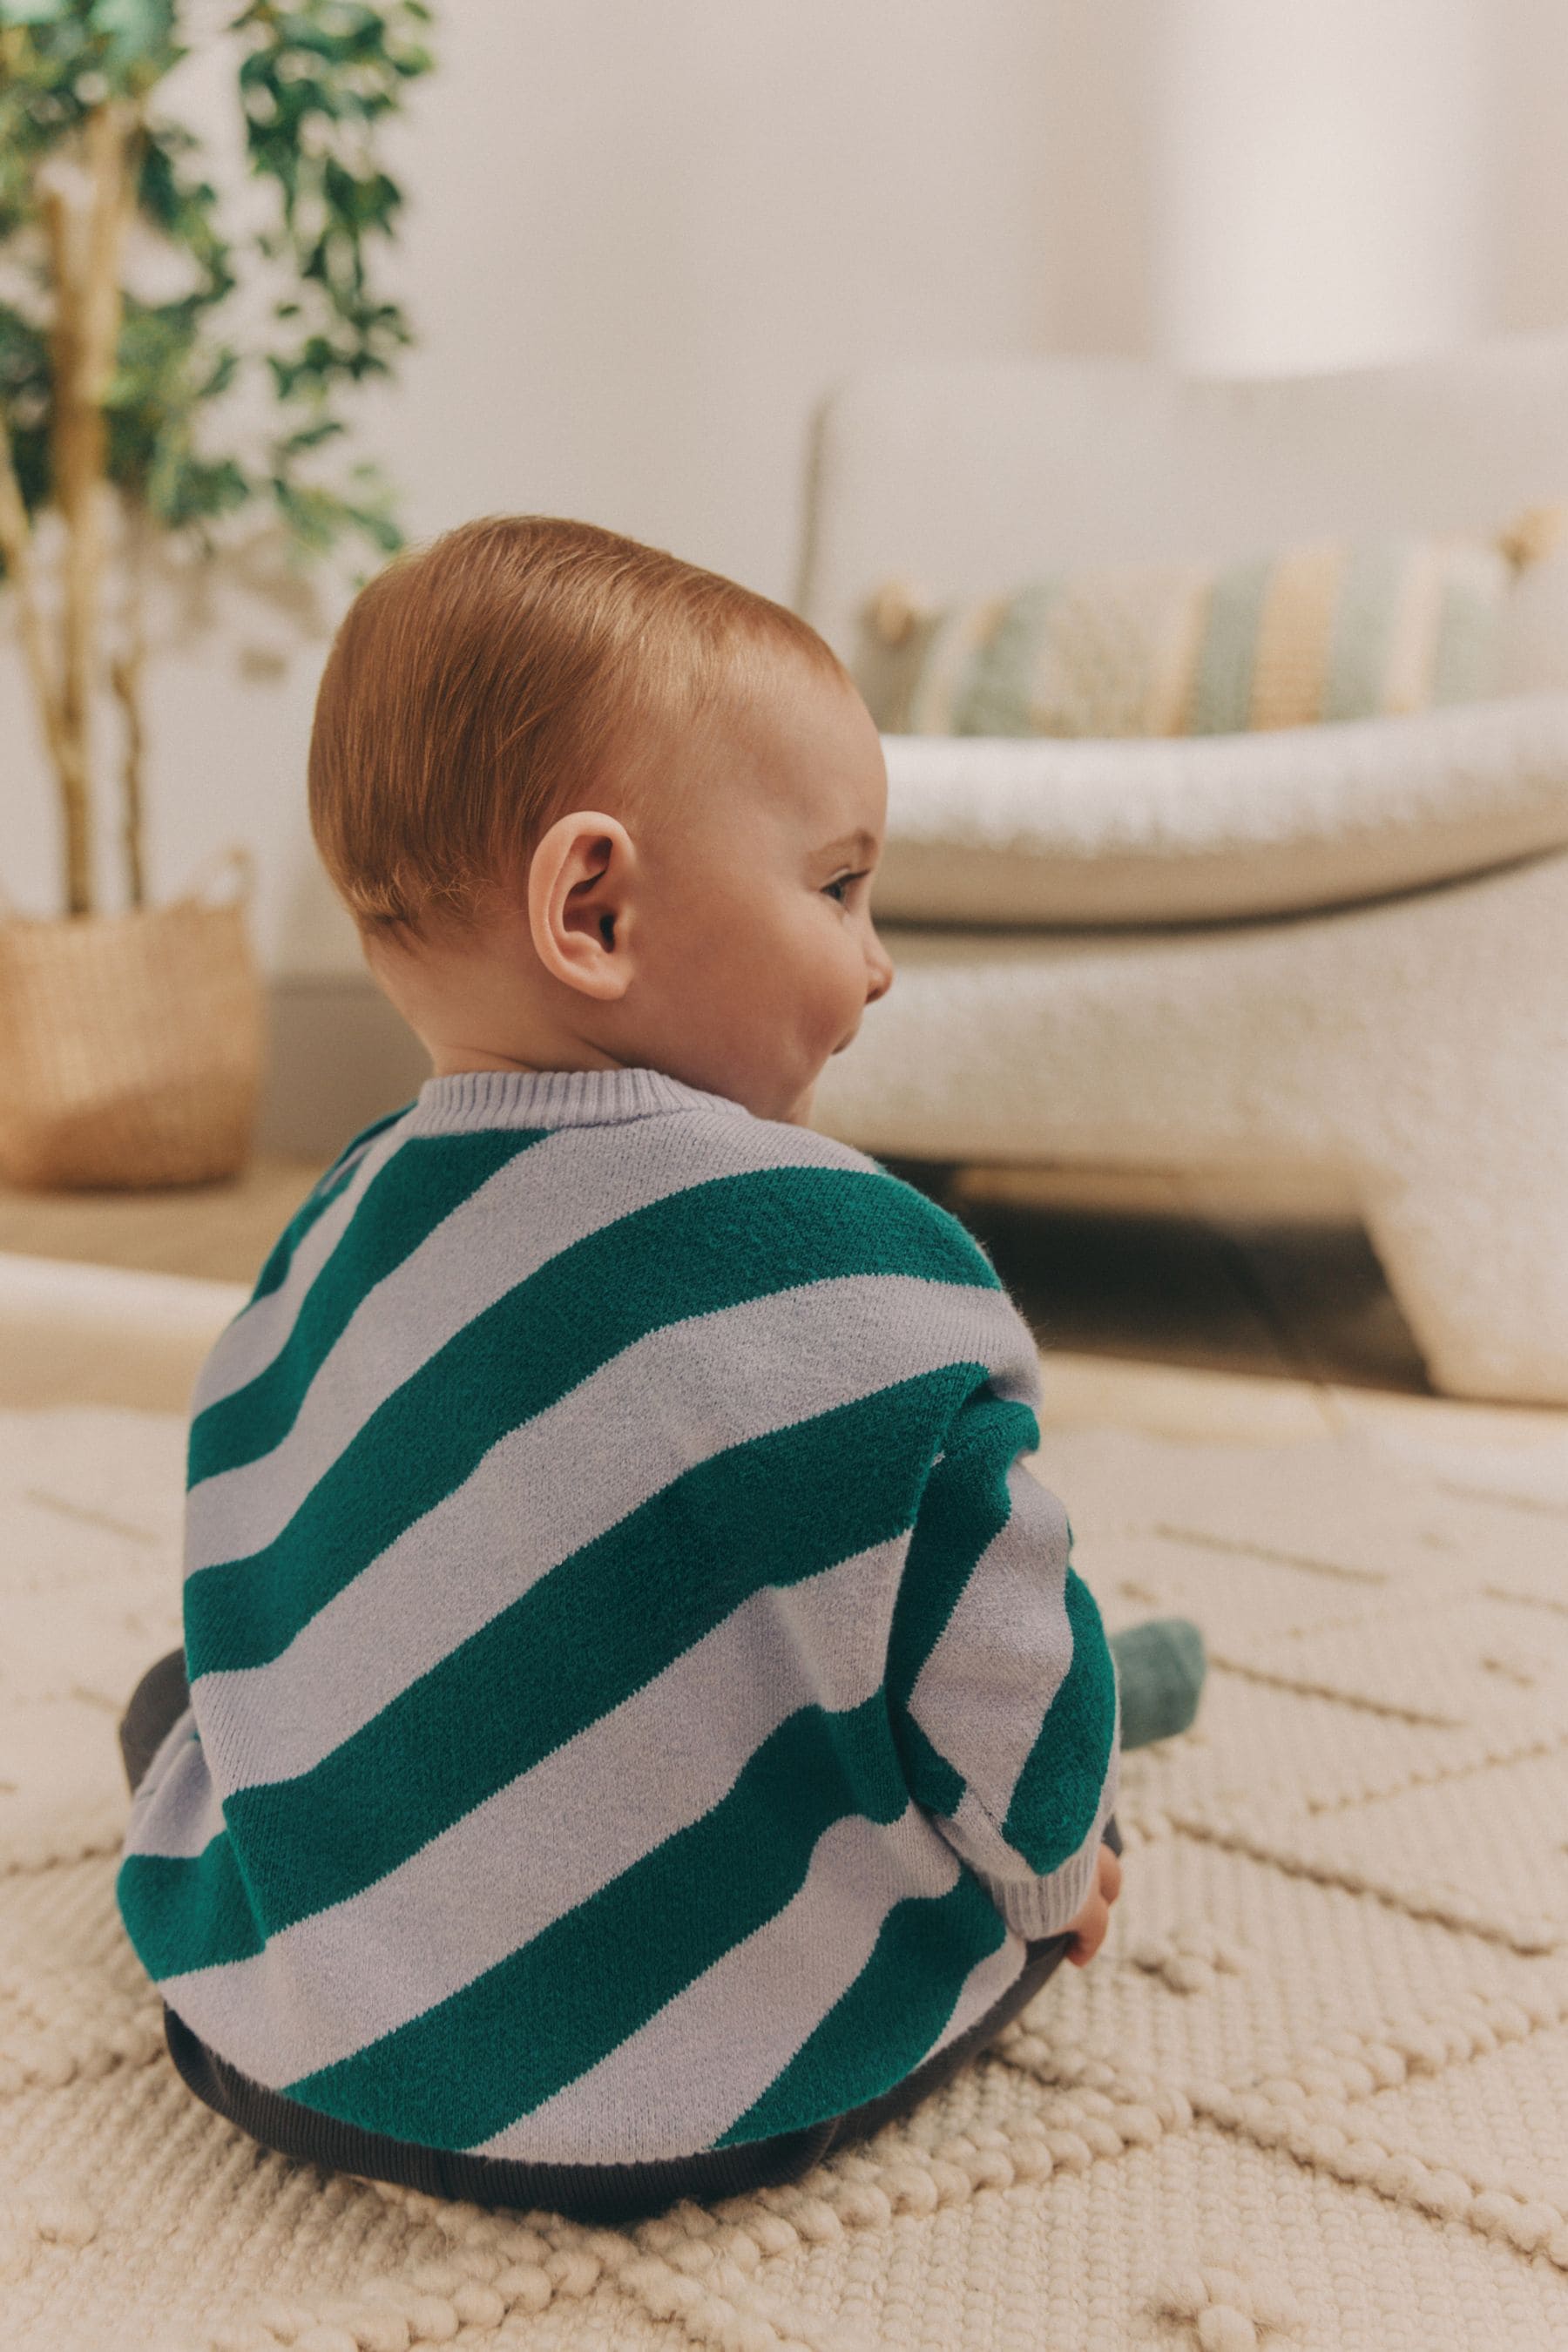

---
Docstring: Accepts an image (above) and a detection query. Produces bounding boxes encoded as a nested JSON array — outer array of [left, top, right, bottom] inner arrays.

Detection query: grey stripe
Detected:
[[159, 1544, 903, 2086], [123, 1707, 218, 1860], [1430, 569, 1499, 705], [474, 1803, 967, 2165], [909, 1456, 1073, 1826], [1188, 558, 1270, 735], [186, 1114, 900, 1573], [192, 1275, 1036, 1791], [1322, 538, 1404, 723], [193, 1123, 410, 1413], [925, 1932, 1031, 2060]]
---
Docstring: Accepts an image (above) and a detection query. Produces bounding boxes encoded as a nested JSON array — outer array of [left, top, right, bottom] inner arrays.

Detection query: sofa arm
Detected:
[[872, 692, 1568, 927]]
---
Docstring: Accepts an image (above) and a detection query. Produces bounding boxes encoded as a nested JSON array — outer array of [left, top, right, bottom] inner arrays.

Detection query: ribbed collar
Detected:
[[411, 1064, 752, 1134]]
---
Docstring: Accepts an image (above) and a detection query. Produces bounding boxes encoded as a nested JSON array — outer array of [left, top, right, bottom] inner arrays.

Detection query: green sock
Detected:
[[1109, 1618, 1206, 1750]]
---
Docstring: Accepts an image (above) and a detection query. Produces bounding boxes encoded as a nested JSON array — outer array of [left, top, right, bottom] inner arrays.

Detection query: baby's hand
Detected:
[[1064, 1840, 1122, 1967]]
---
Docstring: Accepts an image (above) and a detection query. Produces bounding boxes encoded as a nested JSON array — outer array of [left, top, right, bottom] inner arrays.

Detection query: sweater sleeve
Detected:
[[887, 1381, 1120, 1941]]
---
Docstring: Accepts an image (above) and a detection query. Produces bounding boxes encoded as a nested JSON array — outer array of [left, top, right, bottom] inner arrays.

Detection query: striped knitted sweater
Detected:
[[116, 1066, 1119, 2165]]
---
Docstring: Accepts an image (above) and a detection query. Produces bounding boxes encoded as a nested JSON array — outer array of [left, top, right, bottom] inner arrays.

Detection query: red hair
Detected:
[[308, 513, 846, 935]]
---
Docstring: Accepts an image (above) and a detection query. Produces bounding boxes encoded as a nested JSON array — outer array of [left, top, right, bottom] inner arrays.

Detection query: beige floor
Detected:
[[0, 1155, 331, 1288], [10, 1335, 1568, 2350], [8, 1174, 1568, 2352], [0, 1155, 1423, 1386], [4, 1152, 1567, 1450]]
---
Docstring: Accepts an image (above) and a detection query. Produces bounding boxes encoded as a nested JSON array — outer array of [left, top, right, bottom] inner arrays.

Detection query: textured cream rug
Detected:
[[6, 1396, 1568, 2352]]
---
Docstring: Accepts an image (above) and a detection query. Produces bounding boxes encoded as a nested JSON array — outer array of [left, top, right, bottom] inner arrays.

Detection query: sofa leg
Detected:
[[1360, 1133, 1568, 1405]]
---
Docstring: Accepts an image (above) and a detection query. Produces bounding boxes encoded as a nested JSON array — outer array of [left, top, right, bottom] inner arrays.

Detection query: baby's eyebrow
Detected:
[[818, 829, 879, 862]]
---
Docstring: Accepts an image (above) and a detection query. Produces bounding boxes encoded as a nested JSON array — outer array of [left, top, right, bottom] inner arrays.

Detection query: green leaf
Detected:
[[280, 415, 345, 451], [89, 0, 176, 65], [3, 0, 432, 605]]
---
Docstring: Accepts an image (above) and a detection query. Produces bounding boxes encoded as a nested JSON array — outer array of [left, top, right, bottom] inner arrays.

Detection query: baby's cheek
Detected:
[[810, 974, 856, 1058]]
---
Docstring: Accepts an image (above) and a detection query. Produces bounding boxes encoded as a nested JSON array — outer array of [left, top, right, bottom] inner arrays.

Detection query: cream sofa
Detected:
[[803, 338, 1568, 1403]]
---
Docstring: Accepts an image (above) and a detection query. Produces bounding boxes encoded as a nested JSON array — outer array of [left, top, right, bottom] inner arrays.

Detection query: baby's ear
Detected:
[[527, 810, 635, 1001]]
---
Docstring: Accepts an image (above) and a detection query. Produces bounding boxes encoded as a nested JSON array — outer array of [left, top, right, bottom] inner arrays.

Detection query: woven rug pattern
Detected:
[[4, 1401, 1568, 2350]]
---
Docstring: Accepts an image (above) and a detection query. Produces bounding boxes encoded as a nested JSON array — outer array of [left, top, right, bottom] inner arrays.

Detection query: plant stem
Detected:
[[41, 180, 98, 916], [40, 101, 138, 918], [110, 494, 148, 909], [0, 413, 74, 838]]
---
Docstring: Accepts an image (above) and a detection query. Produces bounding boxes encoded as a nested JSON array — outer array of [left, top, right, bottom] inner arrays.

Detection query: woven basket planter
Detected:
[[0, 849, 266, 1191]]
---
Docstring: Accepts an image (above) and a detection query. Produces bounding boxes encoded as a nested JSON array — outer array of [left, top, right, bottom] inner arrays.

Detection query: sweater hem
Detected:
[[161, 2004, 835, 2222], [158, 1910, 1087, 2222]]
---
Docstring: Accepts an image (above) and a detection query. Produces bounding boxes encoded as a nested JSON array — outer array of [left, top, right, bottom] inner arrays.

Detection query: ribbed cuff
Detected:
[[985, 1808, 1112, 1940], [949, 1745, 1122, 1942]]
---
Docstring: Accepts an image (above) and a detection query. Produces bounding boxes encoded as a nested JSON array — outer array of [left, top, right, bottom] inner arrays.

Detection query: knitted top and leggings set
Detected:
[[116, 1069, 1132, 2223]]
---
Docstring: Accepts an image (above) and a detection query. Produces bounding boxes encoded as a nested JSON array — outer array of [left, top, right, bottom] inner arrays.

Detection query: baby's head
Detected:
[[309, 515, 894, 1127]]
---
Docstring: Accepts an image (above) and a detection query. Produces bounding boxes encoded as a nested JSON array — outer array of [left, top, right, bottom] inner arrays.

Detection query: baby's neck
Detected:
[[425, 1041, 624, 1079]]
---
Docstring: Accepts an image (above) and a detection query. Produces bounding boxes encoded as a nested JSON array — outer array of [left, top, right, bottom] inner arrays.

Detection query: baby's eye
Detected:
[[823, 871, 864, 905]]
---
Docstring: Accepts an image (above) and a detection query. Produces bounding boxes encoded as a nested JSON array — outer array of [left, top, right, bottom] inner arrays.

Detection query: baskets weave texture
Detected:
[[0, 853, 265, 1190]]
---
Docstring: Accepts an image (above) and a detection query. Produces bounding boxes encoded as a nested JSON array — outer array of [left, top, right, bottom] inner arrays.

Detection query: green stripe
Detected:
[[1001, 1566, 1117, 1872], [1321, 539, 1405, 721], [191, 1127, 551, 1482], [248, 1107, 414, 1307], [1188, 558, 1271, 734], [1429, 570, 1501, 704], [886, 1392, 1038, 1818], [956, 582, 1061, 736], [283, 1696, 908, 2148], [718, 1873, 1008, 2146], [156, 1369, 986, 1973], [117, 1823, 262, 1983], [185, 1166, 999, 1678], [909, 607, 989, 732]]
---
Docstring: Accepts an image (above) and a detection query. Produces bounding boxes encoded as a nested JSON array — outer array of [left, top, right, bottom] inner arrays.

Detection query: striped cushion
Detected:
[[862, 517, 1565, 739]]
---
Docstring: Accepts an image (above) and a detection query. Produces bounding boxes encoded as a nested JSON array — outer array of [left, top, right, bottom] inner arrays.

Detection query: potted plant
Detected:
[[0, 0, 433, 1187]]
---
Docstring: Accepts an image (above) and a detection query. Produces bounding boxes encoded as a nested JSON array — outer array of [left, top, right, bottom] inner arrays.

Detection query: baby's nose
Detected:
[[866, 944, 894, 1005]]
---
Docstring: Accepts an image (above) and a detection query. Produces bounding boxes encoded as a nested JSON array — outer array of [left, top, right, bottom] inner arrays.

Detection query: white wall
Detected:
[[4, 0, 1088, 980], [1493, 0, 1568, 335], [1150, 0, 1485, 375], [6, 0, 1568, 1013]]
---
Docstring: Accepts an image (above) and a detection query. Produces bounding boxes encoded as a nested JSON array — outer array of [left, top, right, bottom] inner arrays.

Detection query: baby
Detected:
[[116, 517, 1195, 2222]]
